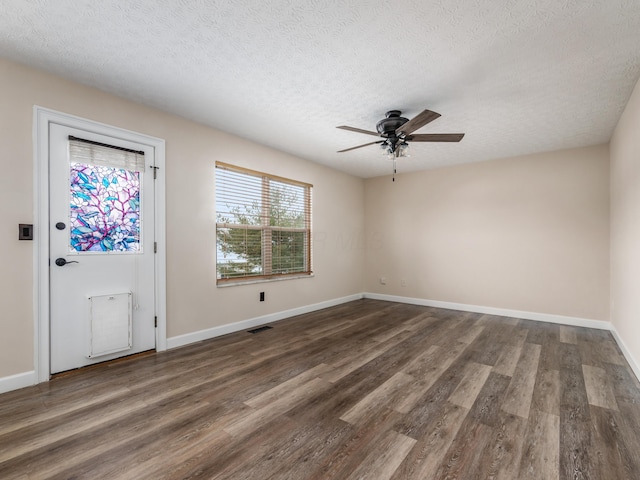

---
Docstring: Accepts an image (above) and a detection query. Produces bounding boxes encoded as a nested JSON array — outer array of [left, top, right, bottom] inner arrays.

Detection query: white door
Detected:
[[49, 123, 156, 374]]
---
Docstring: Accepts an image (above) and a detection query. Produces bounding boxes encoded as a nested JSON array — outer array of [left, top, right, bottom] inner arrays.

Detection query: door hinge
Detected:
[[154, 241, 157, 253], [154, 316, 158, 328]]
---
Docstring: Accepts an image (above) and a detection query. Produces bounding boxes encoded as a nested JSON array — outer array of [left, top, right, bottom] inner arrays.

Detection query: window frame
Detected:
[[215, 161, 313, 285]]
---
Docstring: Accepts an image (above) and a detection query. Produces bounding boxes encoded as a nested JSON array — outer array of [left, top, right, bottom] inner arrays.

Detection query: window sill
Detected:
[[216, 273, 314, 288]]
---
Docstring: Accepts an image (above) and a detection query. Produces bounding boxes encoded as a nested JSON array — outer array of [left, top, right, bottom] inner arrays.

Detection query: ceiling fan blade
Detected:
[[337, 125, 381, 137], [396, 109, 441, 136], [405, 133, 465, 142], [337, 141, 384, 153]]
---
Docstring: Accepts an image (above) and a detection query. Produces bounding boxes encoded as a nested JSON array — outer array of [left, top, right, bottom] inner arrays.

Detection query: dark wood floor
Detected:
[[1, 299, 640, 479]]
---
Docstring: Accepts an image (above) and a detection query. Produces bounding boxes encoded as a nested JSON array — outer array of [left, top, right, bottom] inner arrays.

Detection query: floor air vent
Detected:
[[248, 326, 273, 334]]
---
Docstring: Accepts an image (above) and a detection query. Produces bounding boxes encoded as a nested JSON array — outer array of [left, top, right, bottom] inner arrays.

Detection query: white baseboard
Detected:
[[166, 294, 363, 350], [6, 293, 635, 395], [363, 292, 611, 330], [168, 291, 612, 351], [0, 371, 36, 395], [609, 326, 640, 382]]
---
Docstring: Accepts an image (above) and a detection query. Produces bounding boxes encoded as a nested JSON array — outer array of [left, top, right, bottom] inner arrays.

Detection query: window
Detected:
[[215, 162, 312, 284], [68, 137, 144, 253]]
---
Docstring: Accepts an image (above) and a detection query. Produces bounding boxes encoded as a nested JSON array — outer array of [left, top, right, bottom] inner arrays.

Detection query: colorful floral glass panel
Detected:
[[69, 163, 141, 252]]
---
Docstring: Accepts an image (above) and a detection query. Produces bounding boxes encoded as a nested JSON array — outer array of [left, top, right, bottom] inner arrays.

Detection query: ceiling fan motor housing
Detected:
[[376, 110, 409, 135]]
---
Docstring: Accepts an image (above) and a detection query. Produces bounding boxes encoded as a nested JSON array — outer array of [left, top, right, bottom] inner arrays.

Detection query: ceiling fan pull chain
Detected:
[[392, 157, 396, 182]]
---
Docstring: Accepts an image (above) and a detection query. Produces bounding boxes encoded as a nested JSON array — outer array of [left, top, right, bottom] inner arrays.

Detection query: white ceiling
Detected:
[[2, 0, 639, 178]]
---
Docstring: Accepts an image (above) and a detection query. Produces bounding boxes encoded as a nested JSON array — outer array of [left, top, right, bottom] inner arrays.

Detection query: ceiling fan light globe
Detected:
[[399, 143, 410, 157]]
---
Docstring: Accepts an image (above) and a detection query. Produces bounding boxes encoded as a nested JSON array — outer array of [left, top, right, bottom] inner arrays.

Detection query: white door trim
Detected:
[[33, 106, 167, 383]]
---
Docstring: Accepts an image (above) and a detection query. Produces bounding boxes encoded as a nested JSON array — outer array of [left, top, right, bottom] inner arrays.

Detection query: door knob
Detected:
[[55, 258, 79, 266]]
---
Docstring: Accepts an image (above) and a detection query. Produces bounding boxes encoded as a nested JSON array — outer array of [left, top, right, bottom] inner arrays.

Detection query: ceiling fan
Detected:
[[337, 109, 464, 158]]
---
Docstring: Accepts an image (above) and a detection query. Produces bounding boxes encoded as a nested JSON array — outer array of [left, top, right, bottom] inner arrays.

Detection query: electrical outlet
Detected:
[[401, 279, 407, 287], [259, 292, 265, 301], [380, 276, 387, 285]]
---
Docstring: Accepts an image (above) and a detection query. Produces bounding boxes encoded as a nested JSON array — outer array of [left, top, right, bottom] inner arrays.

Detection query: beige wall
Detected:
[[364, 146, 610, 321], [611, 76, 640, 367], [0, 58, 365, 378]]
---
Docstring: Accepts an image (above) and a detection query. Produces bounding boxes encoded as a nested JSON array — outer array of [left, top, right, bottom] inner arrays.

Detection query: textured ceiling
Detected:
[[2, 0, 640, 178]]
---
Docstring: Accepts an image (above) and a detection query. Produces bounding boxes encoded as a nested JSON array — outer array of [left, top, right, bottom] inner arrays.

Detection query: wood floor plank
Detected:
[[401, 344, 441, 377], [456, 324, 485, 344], [582, 364, 619, 411], [447, 361, 493, 409], [530, 368, 561, 416], [0, 395, 149, 464], [492, 328, 527, 376], [213, 422, 334, 480], [0, 398, 219, 479], [244, 362, 332, 408], [615, 402, 640, 476], [47, 393, 238, 479], [224, 376, 328, 437], [323, 330, 416, 383], [560, 341, 582, 370], [344, 430, 416, 480], [95, 417, 232, 480], [588, 405, 640, 480], [482, 410, 528, 480], [538, 331, 562, 372], [473, 313, 494, 325], [559, 345, 596, 480], [390, 402, 468, 480], [284, 330, 434, 427], [393, 358, 469, 440], [395, 342, 467, 414], [523, 320, 556, 346], [501, 342, 541, 419], [1, 299, 640, 479], [340, 371, 414, 425], [371, 324, 412, 343], [403, 314, 437, 332], [158, 412, 299, 480], [461, 323, 508, 366], [559, 326, 578, 344], [604, 362, 640, 405], [0, 385, 132, 437], [313, 407, 404, 479], [578, 329, 626, 368], [475, 314, 518, 327], [430, 416, 494, 480], [518, 408, 559, 480], [589, 330, 626, 366], [263, 419, 355, 480], [468, 372, 512, 427]]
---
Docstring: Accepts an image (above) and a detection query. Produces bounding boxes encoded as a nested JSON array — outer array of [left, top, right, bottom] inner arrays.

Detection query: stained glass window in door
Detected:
[[69, 163, 141, 252]]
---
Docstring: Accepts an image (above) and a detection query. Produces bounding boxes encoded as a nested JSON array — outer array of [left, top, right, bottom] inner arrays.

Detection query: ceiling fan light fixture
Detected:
[[380, 142, 393, 158], [382, 141, 409, 160], [398, 142, 410, 158]]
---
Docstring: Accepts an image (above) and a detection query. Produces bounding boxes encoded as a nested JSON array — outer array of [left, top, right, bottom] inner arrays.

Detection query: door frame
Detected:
[[33, 106, 167, 383]]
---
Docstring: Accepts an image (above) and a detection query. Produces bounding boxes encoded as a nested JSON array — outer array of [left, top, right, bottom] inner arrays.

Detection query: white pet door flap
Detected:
[[87, 293, 132, 358]]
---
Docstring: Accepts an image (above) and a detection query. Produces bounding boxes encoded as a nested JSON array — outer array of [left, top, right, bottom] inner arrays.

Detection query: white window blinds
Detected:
[[69, 137, 145, 172], [215, 162, 312, 284]]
